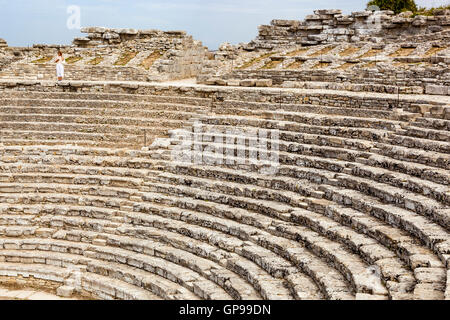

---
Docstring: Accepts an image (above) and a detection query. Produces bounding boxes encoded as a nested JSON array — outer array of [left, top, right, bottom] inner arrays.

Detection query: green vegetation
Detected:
[[260, 59, 283, 70], [87, 56, 103, 65], [367, 0, 417, 14], [31, 56, 53, 64], [414, 5, 450, 16], [114, 51, 137, 66], [141, 50, 164, 70], [65, 56, 83, 64], [367, 0, 450, 16], [238, 52, 275, 69]]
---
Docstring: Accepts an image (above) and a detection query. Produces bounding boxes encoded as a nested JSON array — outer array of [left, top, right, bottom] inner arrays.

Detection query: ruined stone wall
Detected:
[[225, 67, 450, 94], [73, 27, 209, 80], [249, 9, 450, 49], [0, 28, 209, 82], [0, 39, 21, 72]]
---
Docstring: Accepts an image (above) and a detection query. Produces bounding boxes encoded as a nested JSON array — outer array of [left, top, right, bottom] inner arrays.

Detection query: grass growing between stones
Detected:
[[286, 48, 310, 57], [339, 47, 361, 57], [66, 56, 83, 64], [286, 60, 304, 69], [309, 46, 336, 57], [87, 56, 103, 65], [31, 57, 53, 64], [358, 49, 383, 59], [141, 50, 164, 70], [313, 61, 331, 69], [238, 52, 275, 69], [423, 46, 446, 57], [362, 61, 377, 69], [389, 47, 416, 57], [337, 62, 358, 70], [260, 59, 282, 69], [114, 52, 137, 66]]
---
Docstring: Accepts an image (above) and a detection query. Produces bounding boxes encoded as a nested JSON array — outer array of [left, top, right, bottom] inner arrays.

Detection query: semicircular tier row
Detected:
[[0, 89, 448, 300]]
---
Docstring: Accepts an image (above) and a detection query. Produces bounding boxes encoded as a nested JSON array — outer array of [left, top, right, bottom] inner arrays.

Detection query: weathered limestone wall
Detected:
[[0, 28, 209, 82], [225, 67, 450, 94], [74, 27, 209, 80], [249, 9, 450, 49]]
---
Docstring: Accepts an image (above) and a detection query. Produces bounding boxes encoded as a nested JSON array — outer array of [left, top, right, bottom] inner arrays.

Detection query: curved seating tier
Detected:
[[0, 88, 448, 300]]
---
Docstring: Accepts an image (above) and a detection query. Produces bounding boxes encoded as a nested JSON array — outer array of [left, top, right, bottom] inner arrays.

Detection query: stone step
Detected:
[[201, 113, 403, 132], [0, 92, 212, 106], [400, 125, 450, 143], [0, 121, 181, 136], [0, 106, 202, 119], [212, 104, 397, 120], [0, 262, 162, 300], [0, 114, 194, 127], [0, 138, 137, 149], [0, 98, 207, 112]]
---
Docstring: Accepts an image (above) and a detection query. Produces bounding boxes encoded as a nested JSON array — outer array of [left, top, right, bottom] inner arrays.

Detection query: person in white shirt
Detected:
[[56, 51, 65, 81]]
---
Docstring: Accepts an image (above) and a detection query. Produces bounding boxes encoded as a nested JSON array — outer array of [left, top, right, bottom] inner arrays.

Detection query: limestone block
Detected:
[[412, 16, 427, 27], [314, 9, 342, 16], [308, 34, 328, 41], [240, 79, 256, 87], [255, 79, 273, 87], [73, 37, 91, 42], [335, 15, 354, 24], [425, 85, 449, 95], [305, 15, 322, 21], [434, 9, 450, 16], [352, 11, 371, 18], [428, 25, 443, 33], [116, 28, 138, 35], [80, 27, 107, 34], [57, 286, 75, 298], [438, 16, 450, 26], [398, 11, 413, 18], [103, 32, 120, 40], [336, 35, 349, 42], [271, 19, 299, 27]]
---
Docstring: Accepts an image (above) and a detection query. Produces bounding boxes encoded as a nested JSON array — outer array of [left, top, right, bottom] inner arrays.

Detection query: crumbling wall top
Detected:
[[249, 8, 450, 49]]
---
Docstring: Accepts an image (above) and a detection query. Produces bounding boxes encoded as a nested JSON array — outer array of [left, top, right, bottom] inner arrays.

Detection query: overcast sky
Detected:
[[0, 0, 448, 49]]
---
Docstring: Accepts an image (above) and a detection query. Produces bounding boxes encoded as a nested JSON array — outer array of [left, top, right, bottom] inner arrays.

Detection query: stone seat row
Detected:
[[0, 170, 440, 300], [0, 91, 212, 107], [0, 262, 162, 300], [0, 98, 208, 113], [193, 116, 449, 169]]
